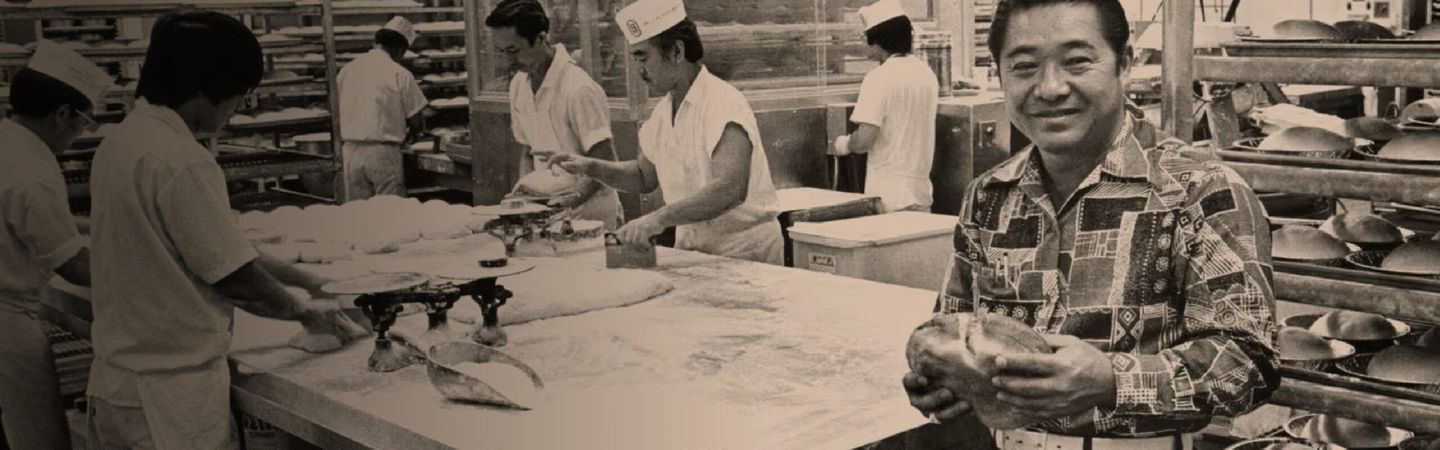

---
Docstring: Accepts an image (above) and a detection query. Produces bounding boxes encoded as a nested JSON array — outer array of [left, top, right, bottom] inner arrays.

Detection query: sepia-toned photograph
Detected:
[[1, 0, 1438, 448]]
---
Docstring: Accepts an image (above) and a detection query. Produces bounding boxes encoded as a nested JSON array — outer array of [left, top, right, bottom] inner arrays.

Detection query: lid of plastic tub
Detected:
[[788, 211, 955, 248], [775, 188, 877, 213]]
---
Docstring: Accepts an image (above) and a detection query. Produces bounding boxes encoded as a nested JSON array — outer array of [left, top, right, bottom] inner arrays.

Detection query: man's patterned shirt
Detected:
[[937, 114, 1280, 437]]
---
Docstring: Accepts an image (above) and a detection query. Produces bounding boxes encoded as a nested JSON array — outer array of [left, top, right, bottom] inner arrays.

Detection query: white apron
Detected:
[[865, 168, 932, 213]]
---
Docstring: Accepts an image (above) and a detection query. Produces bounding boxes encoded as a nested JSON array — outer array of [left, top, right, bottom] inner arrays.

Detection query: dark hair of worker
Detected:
[[988, 0, 1131, 69], [484, 0, 550, 45], [8, 68, 92, 119], [652, 18, 704, 63], [864, 16, 914, 55], [375, 28, 410, 54], [135, 11, 264, 108]]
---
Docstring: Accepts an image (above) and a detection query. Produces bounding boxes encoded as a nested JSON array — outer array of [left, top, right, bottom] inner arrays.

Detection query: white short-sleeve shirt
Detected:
[[88, 100, 258, 387], [850, 54, 938, 212], [509, 44, 614, 161], [639, 67, 782, 263], [0, 120, 84, 314], [337, 49, 427, 144]]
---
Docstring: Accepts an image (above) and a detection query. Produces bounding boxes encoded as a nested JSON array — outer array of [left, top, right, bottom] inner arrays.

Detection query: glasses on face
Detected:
[[495, 46, 522, 56], [75, 109, 99, 133]]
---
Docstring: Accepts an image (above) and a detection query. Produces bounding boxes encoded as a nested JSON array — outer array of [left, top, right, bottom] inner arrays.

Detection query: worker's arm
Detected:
[[550, 139, 615, 208], [845, 123, 881, 155], [549, 151, 658, 195], [214, 260, 311, 321], [255, 253, 330, 297], [11, 179, 89, 286], [611, 123, 751, 244]]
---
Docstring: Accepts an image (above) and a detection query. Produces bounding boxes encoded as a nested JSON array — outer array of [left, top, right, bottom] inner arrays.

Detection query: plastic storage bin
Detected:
[[775, 187, 883, 267], [787, 211, 956, 291]]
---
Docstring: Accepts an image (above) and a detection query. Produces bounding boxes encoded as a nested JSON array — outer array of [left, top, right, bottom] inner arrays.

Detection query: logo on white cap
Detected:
[[383, 16, 418, 46], [859, 0, 907, 32], [27, 40, 112, 106], [615, 0, 687, 45]]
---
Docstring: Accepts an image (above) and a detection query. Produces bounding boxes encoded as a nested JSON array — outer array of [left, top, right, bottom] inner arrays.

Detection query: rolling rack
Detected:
[[1160, 0, 1440, 437]]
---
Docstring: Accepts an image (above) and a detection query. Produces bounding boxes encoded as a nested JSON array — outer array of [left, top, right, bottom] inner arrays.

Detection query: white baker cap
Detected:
[[383, 16, 418, 46], [27, 40, 112, 106], [615, 0, 687, 45], [859, 0, 907, 32]]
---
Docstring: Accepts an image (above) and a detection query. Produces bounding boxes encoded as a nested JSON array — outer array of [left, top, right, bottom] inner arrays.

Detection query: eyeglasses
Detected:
[[75, 109, 99, 133], [494, 46, 522, 56]]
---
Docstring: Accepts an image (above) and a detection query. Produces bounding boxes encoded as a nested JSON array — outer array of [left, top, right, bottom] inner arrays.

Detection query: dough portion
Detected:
[[448, 260, 673, 326]]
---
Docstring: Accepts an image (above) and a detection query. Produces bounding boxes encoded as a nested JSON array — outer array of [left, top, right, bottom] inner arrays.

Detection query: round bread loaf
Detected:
[[1272, 20, 1346, 40], [1310, 310, 1399, 341], [1368, 344, 1440, 384], [1302, 415, 1393, 449], [1381, 241, 1440, 272], [1257, 126, 1351, 152], [1379, 132, 1440, 162], [1273, 225, 1350, 260], [1325, 213, 1403, 244], [1279, 326, 1338, 360], [906, 312, 1050, 430]]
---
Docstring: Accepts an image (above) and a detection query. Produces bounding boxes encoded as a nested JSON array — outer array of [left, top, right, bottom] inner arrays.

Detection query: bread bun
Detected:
[[1310, 310, 1399, 341], [1273, 20, 1346, 40], [1258, 126, 1351, 152], [906, 313, 1050, 430], [1273, 225, 1350, 260], [1325, 213, 1403, 244], [1279, 326, 1338, 360], [1381, 241, 1440, 272], [1368, 344, 1440, 384], [1302, 415, 1393, 449], [1378, 132, 1440, 162]]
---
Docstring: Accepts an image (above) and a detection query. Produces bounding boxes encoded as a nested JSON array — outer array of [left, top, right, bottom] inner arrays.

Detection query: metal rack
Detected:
[[0, 0, 346, 202], [1162, 1, 1440, 436]]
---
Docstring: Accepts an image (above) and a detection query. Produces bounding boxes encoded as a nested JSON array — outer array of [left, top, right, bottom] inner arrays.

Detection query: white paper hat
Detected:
[[859, 0, 907, 31], [383, 16, 418, 46], [615, 0, 687, 45], [27, 40, 112, 106]]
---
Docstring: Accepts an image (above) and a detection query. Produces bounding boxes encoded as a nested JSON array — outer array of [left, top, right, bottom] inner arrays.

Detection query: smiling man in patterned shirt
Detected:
[[901, 0, 1279, 448]]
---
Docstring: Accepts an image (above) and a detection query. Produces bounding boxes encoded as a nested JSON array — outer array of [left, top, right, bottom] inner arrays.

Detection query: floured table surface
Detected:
[[230, 247, 937, 450]]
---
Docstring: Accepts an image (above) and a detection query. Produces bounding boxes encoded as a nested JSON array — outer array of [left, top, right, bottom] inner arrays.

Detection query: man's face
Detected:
[[201, 94, 247, 134], [630, 40, 678, 96], [494, 28, 546, 73], [997, 3, 1129, 155]]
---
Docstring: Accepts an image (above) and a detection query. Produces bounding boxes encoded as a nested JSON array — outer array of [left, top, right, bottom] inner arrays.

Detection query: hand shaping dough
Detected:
[[283, 288, 344, 353]]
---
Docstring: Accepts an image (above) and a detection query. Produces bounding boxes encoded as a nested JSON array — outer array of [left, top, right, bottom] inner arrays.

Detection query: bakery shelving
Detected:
[[0, 0, 346, 202], [1161, 1, 1440, 436]]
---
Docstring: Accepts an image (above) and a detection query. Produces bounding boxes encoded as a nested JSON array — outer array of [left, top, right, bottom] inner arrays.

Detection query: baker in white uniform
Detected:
[[0, 40, 109, 450], [85, 12, 364, 450], [833, 0, 938, 213], [548, 0, 784, 264], [485, 0, 623, 230], [336, 16, 429, 200]]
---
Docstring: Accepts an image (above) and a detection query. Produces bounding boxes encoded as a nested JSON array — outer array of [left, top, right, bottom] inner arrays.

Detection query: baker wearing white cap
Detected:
[[485, 0, 623, 230], [0, 39, 108, 450], [336, 15, 430, 199], [834, 0, 938, 213], [548, 0, 784, 264]]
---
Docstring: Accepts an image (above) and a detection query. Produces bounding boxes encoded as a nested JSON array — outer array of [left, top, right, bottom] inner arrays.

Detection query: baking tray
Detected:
[[1223, 41, 1440, 59]]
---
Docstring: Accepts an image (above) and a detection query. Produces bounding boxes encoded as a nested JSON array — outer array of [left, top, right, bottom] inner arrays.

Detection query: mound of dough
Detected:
[[298, 243, 354, 264], [1278, 326, 1338, 360], [449, 262, 673, 326], [1310, 310, 1398, 341], [451, 362, 542, 408], [283, 287, 342, 354], [258, 244, 302, 264], [906, 312, 1051, 430], [1368, 345, 1440, 384], [1301, 415, 1393, 449], [514, 168, 578, 196]]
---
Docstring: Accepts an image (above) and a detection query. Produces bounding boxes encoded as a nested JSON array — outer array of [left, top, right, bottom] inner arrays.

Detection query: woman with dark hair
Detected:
[[86, 11, 364, 449]]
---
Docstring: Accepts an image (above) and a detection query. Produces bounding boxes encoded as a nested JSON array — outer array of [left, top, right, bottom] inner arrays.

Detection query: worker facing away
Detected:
[[337, 16, 431, 200], [486, 0, 624, 230], [85, 12, 367, 450], [834, 0, 939, 213], [0, 39, 110, 450], [548, 0, 784, 265]]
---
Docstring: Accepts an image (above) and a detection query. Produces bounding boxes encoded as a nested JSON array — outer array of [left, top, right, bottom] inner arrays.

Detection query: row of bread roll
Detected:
[[238, 197, 499, 259], [421, 72, 467, 83], [230, 108, 329, 126], [429, 97, 468, 108]]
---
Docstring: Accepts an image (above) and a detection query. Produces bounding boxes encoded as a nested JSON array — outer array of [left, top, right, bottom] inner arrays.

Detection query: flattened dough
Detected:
[[449, 259, 673, 325]]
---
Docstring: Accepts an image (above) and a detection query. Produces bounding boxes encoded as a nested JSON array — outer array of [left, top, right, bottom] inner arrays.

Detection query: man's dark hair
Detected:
[[988, 0, 1130, 69], [652, 19, 703, 63], [9, 68, 93, 119], [375, 28, 410, 53], [484, 0, 550, 45], [136, 11, 263, 108], [864, 16, 913, 55]]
